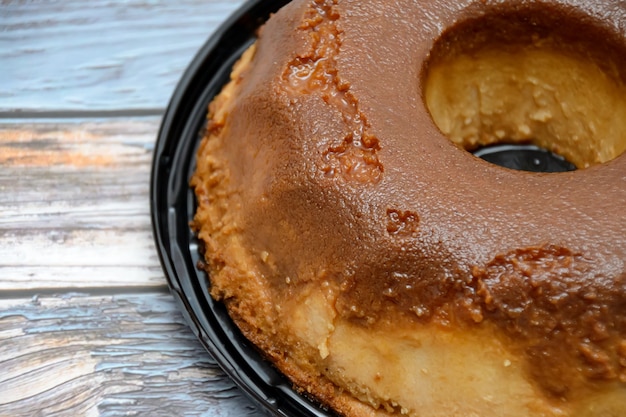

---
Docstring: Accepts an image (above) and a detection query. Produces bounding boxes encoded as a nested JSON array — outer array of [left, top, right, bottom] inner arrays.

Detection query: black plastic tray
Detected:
[[150, 1, 336, 416]]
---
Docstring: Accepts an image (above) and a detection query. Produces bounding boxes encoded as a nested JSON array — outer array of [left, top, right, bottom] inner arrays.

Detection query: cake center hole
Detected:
[[423, 8, 626, 171]]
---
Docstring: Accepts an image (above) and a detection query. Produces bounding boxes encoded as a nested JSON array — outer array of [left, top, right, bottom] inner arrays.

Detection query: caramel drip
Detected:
[[284, 0, 383, 183], [468, 246, 626, 396], [386, 208, 420, 236]]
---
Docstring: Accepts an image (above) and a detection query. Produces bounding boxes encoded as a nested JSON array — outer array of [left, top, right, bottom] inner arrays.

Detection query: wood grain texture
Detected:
[[1, 0, 245, 112], [1, 1, 276, 416], [0, 292, 262, 417], [0, 119, 164, 290]]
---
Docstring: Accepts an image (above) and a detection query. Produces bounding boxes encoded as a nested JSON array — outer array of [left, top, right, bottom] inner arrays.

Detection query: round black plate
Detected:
[[150, 1, 335, 416], [474, 144, 577, 172]]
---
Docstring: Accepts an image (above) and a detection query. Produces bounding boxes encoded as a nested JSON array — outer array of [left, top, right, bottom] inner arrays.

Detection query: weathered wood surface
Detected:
[[1, 0, 270, 415], [0, 120, 163, 290], [0, 118, 267, 416], [1, 0, 245, 113], [0, 293, 261, 417]]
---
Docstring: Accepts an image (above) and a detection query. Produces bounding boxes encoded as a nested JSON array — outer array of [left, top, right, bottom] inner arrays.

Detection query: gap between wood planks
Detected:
[[0, 285, 171, 301], [0, 109, 165, 120]]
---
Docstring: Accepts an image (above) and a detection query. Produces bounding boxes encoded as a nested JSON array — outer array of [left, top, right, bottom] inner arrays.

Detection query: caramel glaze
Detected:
[[192, 0, 626, 410]]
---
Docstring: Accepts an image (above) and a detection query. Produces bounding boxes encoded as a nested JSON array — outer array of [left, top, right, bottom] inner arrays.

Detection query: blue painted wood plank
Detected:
[[0, 292, 263, 417], [1, 0, 245, 112]]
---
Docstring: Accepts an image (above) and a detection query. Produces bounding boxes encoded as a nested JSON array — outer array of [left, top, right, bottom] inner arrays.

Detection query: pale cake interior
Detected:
[[424, 24, 626, 168]]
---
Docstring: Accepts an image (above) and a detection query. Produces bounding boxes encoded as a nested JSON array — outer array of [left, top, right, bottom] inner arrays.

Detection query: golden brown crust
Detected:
[[191, 0, 626, 415]]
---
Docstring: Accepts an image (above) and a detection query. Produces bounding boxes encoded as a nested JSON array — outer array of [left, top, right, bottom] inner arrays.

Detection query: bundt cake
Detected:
[[191, 0, 626, 415]]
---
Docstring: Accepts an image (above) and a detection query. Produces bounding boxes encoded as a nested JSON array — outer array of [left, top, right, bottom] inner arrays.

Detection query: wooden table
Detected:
[[1, 1, 265, 415]]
